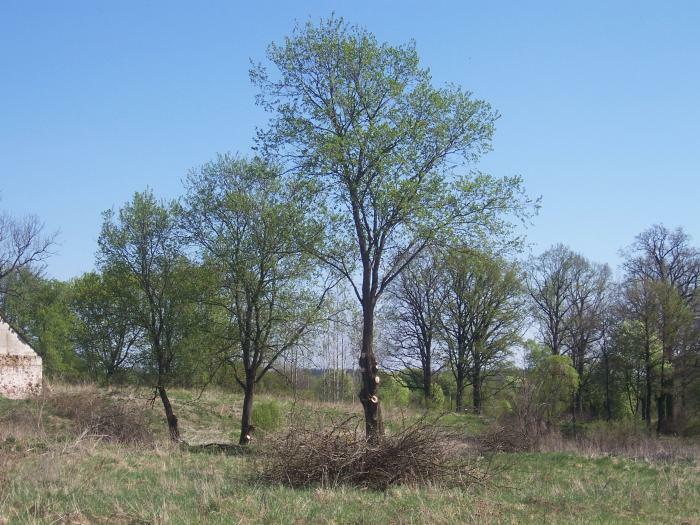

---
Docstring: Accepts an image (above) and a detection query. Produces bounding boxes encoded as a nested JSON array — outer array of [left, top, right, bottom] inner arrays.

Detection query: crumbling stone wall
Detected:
[[0, 317, 42, 399]]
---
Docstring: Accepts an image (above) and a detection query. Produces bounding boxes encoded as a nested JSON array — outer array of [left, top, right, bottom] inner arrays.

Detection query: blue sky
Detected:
[[2, 1, 699, 280]]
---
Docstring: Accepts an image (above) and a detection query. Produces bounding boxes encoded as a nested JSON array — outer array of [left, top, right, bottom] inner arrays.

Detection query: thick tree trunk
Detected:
[[359, 302, 383, 441], [239, 374, 255, 445], [657, 362, 675, 434], [158, 385, 180, 442]]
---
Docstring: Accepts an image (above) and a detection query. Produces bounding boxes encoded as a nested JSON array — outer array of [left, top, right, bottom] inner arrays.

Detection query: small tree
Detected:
[[182, 155, 331, 445], [526, 343, 579, 426], [1, 269, 82, 378], [98, 190, 193, 441]]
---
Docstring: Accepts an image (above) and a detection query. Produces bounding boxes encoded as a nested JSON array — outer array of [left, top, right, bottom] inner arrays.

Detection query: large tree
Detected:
[[252, 17, 533, 439], [565, 256, 610, 414], [527, 244, 578, 356], [440, 248, 524, 413], [383, 250, 445, 404], [182, 155, 331, 445], [622, 225, 700, 432]]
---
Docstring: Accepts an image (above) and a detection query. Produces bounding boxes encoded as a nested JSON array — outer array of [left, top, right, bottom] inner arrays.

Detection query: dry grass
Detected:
[[45, 389, 155, 445]]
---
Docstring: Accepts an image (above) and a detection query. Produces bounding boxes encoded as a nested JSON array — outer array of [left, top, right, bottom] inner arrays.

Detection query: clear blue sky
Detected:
[[2, 1, 699, 280]]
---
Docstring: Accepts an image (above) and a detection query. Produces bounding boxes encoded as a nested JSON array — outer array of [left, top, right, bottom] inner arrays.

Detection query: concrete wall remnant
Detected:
[[0, 314, 42, 399]]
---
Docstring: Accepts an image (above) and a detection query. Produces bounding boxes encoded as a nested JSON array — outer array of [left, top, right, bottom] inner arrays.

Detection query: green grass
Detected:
[[1, 387, 699, 524]]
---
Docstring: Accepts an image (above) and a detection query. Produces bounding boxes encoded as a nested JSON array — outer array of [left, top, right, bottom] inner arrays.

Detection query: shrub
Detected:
[[379, 374, 410, 407], [480, 381, 549, 452], [253, 399, 282, 432], [428, 384, 446, 409]]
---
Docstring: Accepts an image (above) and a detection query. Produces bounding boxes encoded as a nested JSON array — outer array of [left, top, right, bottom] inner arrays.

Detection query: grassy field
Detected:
[[1, 386, 699, 524]]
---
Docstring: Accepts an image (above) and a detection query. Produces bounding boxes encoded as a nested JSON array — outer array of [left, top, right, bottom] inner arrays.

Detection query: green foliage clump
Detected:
[[379, 374, 410, 407], [253, 399, 283, 432], [530, 353, 579, 423], [428, 385, 446, 410]]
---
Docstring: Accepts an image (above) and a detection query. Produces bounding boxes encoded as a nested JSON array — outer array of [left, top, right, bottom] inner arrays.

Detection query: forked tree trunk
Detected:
[[239, 374, 255, 445], [158, 385, 180, 442], [359, 302, 383, 441]]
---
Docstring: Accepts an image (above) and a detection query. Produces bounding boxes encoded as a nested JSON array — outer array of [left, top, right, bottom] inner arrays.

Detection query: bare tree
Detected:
[[566, 256, 611, 414], [527, 244, 578, 356], [383, 251, 445, 404], [0, 209, 56, 295]]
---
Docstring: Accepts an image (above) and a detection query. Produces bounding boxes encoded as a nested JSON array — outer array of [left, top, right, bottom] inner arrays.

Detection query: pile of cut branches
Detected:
[[261, 416, 487, 491]]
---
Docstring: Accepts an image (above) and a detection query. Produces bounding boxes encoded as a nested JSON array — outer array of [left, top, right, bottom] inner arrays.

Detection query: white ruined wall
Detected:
[[0, 318, 42, 399]]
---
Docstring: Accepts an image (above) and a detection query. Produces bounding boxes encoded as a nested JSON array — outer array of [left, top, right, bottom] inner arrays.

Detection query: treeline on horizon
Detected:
[[1, 17, 699, 443]]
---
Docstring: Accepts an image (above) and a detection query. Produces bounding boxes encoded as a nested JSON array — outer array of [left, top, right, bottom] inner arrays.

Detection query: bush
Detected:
[[480, 381, 548, 452], [253, 399, 283, 432], [379, 374, 410, 407], [47, 391, 154, 445], [428, 384, 446, 409], [262, 416, 485, 490]]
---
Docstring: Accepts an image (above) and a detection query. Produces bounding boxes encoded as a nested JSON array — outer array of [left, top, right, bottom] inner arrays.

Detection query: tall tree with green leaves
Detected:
[[182, 155, 332, 445], [252, 17, 534, 439], [98, 190, 194, 441]]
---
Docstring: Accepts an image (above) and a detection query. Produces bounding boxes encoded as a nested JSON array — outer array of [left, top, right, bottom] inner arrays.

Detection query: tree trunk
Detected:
[[239, 374, 255, 445], [158, 385, 180, 442], [359, 301, 383, 441], [455, 369, 465, 413], [472, 367, 482, 415], [423, 364, 432, 406], [603, 352, 612, 421], [575, 352, 585, 415], [644, 366, 652, 431]]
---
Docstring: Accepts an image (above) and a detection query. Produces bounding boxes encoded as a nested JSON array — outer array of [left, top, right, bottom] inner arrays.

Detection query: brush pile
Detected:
[[262, 416, 486, 490]]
